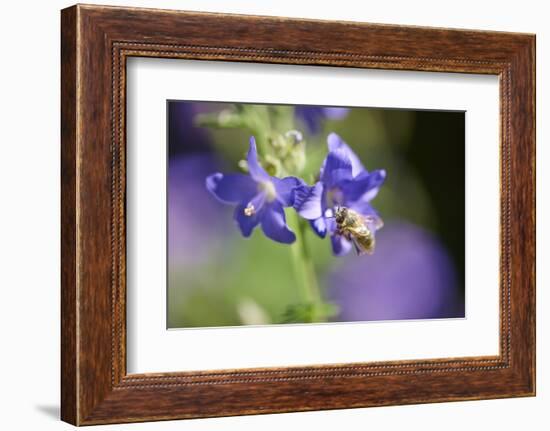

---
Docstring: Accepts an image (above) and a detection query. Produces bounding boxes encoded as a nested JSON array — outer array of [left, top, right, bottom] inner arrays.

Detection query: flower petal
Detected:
[[296, 107, 349, 134], [331, 234, 353, 256], [294, 182, 324, 220], [260, 202, 296, 244], [234, 194, 265, 237], [358, 169, 386, 202], [340, 169, 386, 203], [348, 200, 377, 217], [310, 217, 327, 238], [206, 173, 258, 204], [321, 147, 353, 188], [323, 107, 350, 120], [295, 106, 323, 133], [327, 133, 365, 177], [272, 176, 302, 207], [247, 136, 270, 182]]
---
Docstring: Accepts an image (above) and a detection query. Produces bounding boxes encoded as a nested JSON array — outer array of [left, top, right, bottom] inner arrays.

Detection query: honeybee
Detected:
[[334, 207, 383, 256]]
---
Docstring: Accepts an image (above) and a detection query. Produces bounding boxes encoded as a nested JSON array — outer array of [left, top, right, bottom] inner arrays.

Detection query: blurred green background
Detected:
[[167, 101, 465, 328]]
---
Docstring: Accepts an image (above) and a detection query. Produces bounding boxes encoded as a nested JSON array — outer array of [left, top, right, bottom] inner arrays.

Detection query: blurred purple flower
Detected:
[[294, 133, 386, 256], [169, 154, 227, 266], [168, 102, 213, 157], [206, 137, 302, 244], [328, 222, 465, 321], [295, 106, 350, 134]]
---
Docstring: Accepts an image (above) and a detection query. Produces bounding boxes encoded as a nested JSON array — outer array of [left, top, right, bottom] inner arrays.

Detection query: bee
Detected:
[[334, 207, 383, 256]]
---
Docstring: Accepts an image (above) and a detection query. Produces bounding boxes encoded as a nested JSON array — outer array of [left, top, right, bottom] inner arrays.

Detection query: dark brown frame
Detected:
[[61, 4, 536, 426]]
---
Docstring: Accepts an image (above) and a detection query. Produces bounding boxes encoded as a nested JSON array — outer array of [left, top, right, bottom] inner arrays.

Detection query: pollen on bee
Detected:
[[244, 203, 256, 217]]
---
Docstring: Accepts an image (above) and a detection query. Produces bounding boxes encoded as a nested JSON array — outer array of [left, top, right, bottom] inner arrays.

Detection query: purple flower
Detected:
[[169, 154, 228, 266], [206, 137, 301, 244], [295, 106, 350, 134], [294, 133, 386, 256], [168, 101, 213, 157], [327, 222, 464, 321]]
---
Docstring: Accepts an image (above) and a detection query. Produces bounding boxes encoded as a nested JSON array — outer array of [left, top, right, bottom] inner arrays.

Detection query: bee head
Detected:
[[334, 206, 348, 224]]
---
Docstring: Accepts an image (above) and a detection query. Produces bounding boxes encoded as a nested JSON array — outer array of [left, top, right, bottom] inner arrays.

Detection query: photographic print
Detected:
[[167, 101, 465, 328], [60, 7, 535, 423]]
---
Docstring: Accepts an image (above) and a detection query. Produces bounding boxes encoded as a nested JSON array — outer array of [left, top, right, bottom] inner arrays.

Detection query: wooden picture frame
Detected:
[[61, 4, 535, 425]]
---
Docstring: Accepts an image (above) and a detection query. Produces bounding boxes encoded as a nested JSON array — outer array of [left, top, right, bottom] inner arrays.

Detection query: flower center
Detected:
[[244, 203, 256, 217], [258, 180, 277, 202]]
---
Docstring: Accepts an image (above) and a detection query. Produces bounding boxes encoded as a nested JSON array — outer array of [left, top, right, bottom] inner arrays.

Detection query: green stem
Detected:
[[297, 220, 322, 304], [287, 211, 323, 319]]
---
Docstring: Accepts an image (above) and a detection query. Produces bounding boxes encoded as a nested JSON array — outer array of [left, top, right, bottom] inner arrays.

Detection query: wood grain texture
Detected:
[[60, 4, 536, 425]]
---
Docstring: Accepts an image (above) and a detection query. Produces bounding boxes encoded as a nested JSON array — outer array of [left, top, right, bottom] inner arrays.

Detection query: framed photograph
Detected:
[[61, 4, 535, 425]]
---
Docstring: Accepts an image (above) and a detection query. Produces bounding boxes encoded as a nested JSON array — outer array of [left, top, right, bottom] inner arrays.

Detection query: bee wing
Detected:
[[361, 213, 384, 231]]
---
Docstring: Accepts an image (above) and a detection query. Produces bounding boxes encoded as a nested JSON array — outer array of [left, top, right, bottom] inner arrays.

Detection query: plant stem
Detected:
[[287, 211, 323, 317], [297, 220, 322, 305]]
